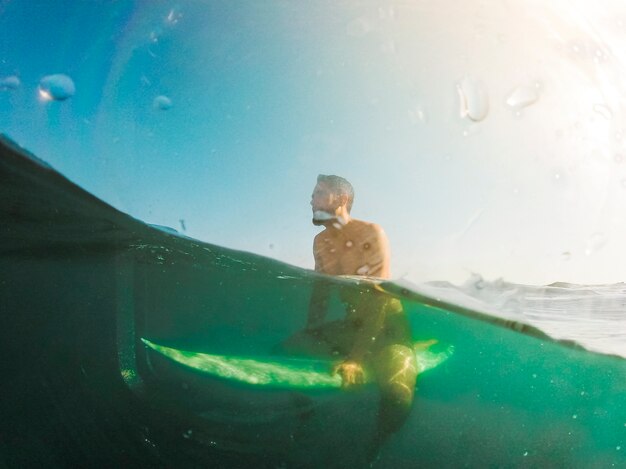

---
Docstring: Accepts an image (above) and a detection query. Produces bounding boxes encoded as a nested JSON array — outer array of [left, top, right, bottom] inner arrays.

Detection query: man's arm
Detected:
[[366, 224, 391, 279], [306, 234, 329, 329], [306, 281, 329, 329], [333, 293, 388, 387], [334, 225, 391, 386]]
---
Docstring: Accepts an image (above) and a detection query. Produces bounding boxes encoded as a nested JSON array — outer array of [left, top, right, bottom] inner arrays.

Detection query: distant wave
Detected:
[[418, 274, 626, 358]]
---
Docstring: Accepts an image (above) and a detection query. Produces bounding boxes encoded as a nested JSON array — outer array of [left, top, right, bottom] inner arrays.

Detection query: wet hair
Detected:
[[317, 174, 354, 213]]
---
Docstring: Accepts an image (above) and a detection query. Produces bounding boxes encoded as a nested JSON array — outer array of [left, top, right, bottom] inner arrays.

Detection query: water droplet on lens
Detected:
[[593, 103, 613, 120], [0, 75, 20, 90], [346, 17, 370, 37], [153, 95, 172, 110], [408, 107, 426, 124], [38, 74, 75, 101], [506, 85, 539, 111], [165, 8, 182, 25], [585, 232, 607, 256], [149, 30, 160, 43], [457, 77, 489, 122]]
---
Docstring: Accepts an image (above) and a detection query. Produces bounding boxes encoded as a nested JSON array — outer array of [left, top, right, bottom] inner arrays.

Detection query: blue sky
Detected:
[[1, 0, 625, 284]]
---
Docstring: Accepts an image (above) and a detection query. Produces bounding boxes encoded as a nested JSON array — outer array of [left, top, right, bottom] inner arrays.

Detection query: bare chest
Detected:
[[315, 228, 379, 276]]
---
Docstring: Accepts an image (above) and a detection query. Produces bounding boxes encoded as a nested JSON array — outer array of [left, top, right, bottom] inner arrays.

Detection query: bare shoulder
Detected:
[[313, 230, 327, 248], [349, 219, 387, 240], [368, 222, 387, 238], [346, 219, 390, 277]]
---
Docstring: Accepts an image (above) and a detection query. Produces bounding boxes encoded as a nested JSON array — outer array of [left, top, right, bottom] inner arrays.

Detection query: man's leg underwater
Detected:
[[368, 343, 418, 458]]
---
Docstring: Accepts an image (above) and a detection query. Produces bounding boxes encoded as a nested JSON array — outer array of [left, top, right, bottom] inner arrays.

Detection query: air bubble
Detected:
[[345, 241, 353, 248], [0, 75, 20, 90], [153, 95, 172, 110], [505, 85, 539, 111], [593, 103, 613, 120], [356, 265, 370, 275], [457, 77, 489, 122], [38, 74, 75, 101]]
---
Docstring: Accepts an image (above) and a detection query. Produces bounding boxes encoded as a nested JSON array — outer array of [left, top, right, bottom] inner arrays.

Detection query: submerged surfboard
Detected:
[[141, 338, 453, 389]]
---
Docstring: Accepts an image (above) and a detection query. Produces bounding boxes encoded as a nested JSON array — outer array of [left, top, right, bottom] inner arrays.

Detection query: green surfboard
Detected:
[[141, 338, 453, 389]]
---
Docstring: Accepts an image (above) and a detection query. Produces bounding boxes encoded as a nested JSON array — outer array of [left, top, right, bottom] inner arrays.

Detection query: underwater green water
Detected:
[[129, 233, 626, 467]]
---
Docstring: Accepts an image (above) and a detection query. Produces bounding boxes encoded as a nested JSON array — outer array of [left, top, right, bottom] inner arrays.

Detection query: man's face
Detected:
[[311, 182, 339, 224]]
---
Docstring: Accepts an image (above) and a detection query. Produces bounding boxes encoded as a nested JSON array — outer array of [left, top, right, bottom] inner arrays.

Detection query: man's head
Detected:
[[311, 174, 354, 225]]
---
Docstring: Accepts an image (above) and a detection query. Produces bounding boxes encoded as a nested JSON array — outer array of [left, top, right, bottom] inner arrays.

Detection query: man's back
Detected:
[[313, 219, 390, 279]]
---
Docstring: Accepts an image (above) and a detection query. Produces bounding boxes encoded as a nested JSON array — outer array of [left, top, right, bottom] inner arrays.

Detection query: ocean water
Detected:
[[415, 276, 626, 360], [1, 135, 625, 468]]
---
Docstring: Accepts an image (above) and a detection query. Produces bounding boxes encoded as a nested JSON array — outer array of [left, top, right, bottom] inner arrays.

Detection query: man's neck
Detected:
[[323, 212, 351, 229]]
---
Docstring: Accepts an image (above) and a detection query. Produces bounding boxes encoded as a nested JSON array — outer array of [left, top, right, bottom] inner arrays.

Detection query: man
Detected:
[[306, 174, 418, 450]]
